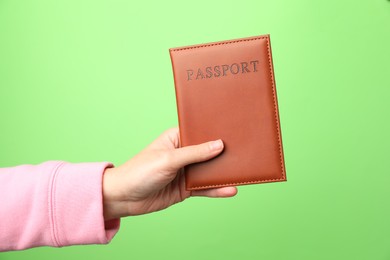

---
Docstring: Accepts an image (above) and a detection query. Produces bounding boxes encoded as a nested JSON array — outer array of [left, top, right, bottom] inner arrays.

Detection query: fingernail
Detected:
[[210, 140, 223, 151]]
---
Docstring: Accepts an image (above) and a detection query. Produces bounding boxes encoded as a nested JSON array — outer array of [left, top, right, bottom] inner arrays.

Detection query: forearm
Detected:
[[0, 161, 120, 252]]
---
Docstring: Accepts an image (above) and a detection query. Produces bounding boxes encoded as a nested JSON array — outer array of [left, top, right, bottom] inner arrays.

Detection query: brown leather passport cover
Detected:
[[169, 35, 286, 190]]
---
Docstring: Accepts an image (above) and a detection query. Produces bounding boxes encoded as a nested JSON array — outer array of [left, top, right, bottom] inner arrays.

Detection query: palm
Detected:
[[128, 171, 190, 215], [117, 128, 192, 215]]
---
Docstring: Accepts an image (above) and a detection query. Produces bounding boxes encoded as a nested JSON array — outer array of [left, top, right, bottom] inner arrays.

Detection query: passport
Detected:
[[169, 35, 286, 190]]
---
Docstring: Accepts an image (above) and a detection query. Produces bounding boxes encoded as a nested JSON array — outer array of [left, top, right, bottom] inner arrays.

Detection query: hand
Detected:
[[102, 127, 237, 220]]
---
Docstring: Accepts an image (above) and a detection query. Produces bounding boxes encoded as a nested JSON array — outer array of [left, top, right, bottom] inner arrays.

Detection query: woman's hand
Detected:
[[102, 127, 237, 220]]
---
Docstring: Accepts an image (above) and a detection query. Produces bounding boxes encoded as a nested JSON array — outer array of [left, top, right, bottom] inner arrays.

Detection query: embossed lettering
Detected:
[[196, 68, 204, 80], [230, 63, 240, 74], [187, 70, 194, 81], [205, 67, 213, 78], [222, 65, 229, 76], [241, 62, 249, 73], [214, 65, 221, 77], [250, 60, 259, 72], [186, 60, 259, 81]]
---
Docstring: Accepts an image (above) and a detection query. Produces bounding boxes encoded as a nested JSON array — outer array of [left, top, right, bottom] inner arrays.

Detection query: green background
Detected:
[[1, 0, 389, 259]]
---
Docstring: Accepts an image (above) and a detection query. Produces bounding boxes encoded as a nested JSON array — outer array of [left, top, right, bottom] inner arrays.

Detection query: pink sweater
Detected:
[[0, 161, 120, 252]]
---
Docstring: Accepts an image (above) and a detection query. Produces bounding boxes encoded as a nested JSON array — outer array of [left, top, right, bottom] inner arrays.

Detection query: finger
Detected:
[[191, 186, 238, 198], [170, 139, 224, 169], [147, 127, 180, 150]]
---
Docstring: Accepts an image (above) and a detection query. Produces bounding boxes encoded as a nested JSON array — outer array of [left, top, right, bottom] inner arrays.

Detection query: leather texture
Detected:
[[169, 35, 286, 190]]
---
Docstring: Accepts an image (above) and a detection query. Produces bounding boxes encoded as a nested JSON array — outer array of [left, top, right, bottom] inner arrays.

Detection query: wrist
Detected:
[[102, 167, 128, 220]]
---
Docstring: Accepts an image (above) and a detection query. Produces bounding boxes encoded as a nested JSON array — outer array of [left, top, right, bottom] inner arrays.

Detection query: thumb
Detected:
[[170, 139, 224, 169]]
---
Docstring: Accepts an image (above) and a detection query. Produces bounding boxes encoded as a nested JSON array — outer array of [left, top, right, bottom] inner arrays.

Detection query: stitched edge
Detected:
[[188, 178, 285, 190], [172, 36, 286, 189], [266, 36, 286, 180], [48, 161, 66, 247], [170, 36, 268, 52]]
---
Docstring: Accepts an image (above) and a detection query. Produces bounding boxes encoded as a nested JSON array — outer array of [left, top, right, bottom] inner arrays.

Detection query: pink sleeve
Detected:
[[0, 161, 120, 252]]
